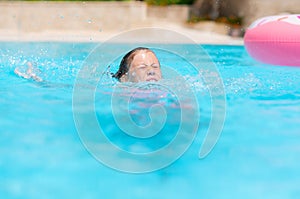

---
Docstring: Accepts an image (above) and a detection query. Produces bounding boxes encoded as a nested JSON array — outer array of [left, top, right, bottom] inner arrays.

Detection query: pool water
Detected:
[[1, 42, 300, 198]]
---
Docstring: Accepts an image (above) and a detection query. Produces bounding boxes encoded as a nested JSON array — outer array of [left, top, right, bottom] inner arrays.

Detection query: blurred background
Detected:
[[1, 0, 300, 41]]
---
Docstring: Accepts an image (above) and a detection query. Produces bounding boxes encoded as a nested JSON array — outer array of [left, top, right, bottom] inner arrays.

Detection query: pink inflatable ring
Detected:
[[244, 14, 300, 66]]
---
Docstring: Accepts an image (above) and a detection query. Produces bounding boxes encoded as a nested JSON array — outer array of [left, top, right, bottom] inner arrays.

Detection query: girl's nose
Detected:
[[147, 68, 155, 76]]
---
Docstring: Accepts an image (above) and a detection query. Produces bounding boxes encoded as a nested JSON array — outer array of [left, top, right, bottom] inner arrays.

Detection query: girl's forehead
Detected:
[[134, 50, 152, 56], [133, 51, 157, 60]]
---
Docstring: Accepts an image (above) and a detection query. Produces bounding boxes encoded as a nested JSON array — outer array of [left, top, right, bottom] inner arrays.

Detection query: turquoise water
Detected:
[[1, 42, 300, 198]]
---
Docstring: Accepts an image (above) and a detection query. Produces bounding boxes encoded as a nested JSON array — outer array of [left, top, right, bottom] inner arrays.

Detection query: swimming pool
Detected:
[[1, 41, 300, 198]]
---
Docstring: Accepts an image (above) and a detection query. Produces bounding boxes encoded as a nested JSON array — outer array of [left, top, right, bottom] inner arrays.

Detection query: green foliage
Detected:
[[188, 15, 243, 26], [187, 15, 210, 23], [225, 15, 243, 26]]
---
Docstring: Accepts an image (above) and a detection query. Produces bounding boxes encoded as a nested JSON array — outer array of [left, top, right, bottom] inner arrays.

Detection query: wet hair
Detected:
[[112, 47, 153, 81]]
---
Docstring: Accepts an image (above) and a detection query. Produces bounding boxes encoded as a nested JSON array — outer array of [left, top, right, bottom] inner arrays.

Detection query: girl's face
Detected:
[[121, 50, 162, 82]]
